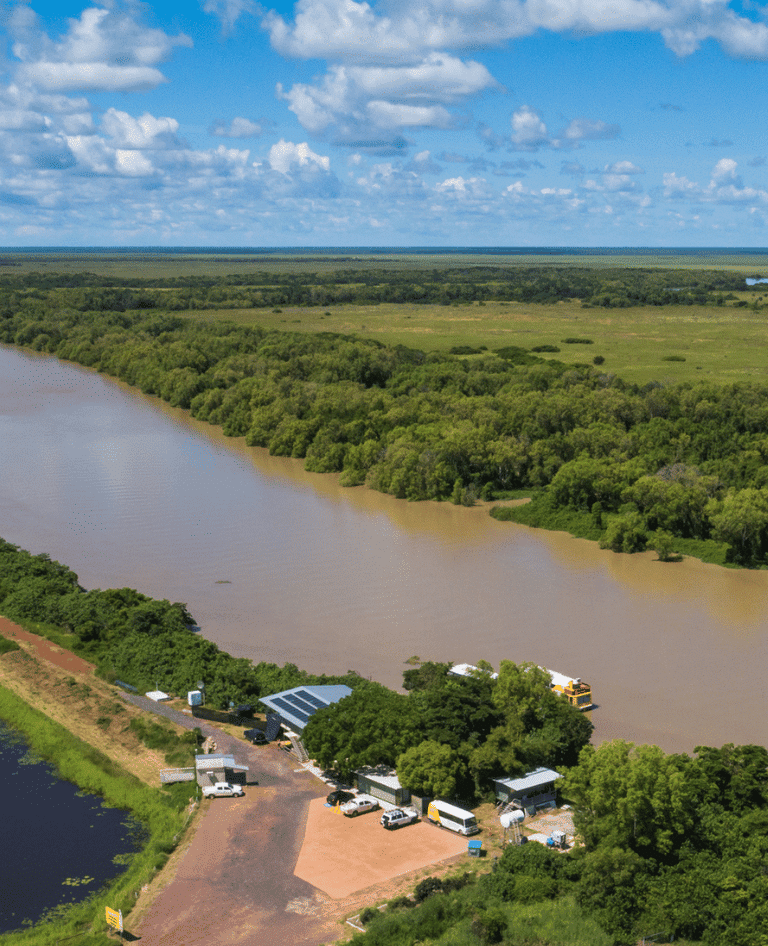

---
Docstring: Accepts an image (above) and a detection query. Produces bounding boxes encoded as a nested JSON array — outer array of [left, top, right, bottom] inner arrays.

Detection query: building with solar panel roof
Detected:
[[259, 684, 352, 734]]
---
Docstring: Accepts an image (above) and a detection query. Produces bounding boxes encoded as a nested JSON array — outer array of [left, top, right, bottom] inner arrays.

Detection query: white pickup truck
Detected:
[[340, 797, 379, 817], [202, 781, 244, 798]]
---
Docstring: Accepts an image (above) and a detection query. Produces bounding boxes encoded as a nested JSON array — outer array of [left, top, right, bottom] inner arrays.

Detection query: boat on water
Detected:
[[448, 662, 594, 711], [542, 668, 594, 711]]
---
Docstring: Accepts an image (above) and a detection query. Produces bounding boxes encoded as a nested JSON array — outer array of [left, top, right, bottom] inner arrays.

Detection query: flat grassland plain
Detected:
[[5, 248, 768, 387]]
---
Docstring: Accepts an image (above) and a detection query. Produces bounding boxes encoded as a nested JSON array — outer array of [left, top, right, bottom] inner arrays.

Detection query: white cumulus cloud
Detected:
[[510, 106, 549, 151], [268, 140, 331, 174], [210, 117, 264, 139], [12, 6, 191, 93], [101, 110, 180, 150], [366, 101, 452, 128], [264, 0, 768, 63], [563, 119, 620, 143]]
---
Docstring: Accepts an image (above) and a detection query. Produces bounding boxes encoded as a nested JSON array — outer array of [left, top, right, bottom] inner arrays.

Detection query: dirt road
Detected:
[[126, 700, 342, 946]]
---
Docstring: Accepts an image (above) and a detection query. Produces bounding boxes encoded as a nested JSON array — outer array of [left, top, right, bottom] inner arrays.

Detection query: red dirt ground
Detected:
[[295, 798, 468, 899], [0, 617, 93, 675]]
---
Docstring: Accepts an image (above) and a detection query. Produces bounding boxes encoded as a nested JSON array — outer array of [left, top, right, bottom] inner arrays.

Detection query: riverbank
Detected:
[[2, 341, 767, 757], [0, 618, 200, 945]]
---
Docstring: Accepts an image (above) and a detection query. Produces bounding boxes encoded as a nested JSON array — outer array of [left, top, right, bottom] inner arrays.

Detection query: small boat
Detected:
[[542, 668, 594, 710]]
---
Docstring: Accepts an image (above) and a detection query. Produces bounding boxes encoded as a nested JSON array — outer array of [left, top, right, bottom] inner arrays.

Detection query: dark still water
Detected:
[[0, 722, 141, 933], [1, 345, 768, 754]]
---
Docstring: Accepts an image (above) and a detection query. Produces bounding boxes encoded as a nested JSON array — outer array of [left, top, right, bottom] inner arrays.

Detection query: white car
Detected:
[[340, 797, 379, 817], [202, 781, 245, 798], [380, 807, 419, 829]]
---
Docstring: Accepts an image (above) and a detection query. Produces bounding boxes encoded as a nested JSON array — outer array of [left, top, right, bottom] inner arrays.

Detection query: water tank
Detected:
[[187, 689, 203, 706], [500, 809, 525, 827]]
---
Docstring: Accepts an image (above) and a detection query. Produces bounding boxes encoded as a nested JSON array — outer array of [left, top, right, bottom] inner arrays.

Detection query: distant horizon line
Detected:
[[2, 245, 768, 255]]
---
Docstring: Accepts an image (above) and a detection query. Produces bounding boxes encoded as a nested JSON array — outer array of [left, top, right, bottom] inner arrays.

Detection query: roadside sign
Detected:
[[105, 907, 123, 932]]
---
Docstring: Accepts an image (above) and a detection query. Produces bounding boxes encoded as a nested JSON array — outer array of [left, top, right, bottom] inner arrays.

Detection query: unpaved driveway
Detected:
[[132, 741, 339, 946]]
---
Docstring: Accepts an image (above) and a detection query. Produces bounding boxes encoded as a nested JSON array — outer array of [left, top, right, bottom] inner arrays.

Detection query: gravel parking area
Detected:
[[294, 797, 468, 899]]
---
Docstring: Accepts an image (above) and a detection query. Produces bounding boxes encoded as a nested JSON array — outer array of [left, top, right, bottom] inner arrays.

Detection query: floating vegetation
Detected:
[[62, 876, 95, 887]]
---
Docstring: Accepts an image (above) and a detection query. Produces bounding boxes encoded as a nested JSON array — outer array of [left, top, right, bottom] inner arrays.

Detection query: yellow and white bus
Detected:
[[427, 800, 479, 836]]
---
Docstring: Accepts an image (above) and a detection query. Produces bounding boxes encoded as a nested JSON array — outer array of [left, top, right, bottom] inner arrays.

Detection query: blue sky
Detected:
[[1, 0, 768, 246]]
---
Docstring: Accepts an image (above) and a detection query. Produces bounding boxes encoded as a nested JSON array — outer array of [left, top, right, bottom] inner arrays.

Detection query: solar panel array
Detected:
[[262, 685, 352, 732], [266, 688, 334, 726]]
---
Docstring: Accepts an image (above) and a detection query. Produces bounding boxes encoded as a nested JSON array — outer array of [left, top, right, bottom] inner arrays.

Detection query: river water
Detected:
[[0, 344, 765, 755]]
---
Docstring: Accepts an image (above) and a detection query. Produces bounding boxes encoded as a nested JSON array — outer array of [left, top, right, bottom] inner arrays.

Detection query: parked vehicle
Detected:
[[202, 782, 245, 798], [427, 800, 479, 836], [380, 807, 419, 829], [243, 728, 267, 744], [340, 797, 379, 817], [326, 789, 355, 805]]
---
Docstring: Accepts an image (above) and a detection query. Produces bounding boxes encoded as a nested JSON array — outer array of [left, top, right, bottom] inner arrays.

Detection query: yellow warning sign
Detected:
[[105, 907, 123, 932]]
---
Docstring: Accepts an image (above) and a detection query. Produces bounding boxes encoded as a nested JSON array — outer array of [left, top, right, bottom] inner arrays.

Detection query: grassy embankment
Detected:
[[0, 626, 200, 945]]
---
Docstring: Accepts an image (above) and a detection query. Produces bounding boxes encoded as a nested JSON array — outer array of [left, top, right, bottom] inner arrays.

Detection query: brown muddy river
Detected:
[[0, 344, 764, 754]]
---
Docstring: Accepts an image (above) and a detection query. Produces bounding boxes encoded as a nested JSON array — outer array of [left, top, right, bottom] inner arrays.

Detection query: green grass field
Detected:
[[4, 250, 768, 386], [188, 297, 768, 387]]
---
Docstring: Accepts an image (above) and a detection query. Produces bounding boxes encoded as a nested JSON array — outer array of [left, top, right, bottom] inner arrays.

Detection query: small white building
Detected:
[[494, 767, 561, 812], [355, 765, 411, 807], [195, 753, 249, 787]]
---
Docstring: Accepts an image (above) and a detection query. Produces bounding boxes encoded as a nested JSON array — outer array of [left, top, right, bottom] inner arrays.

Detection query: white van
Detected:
[[427, 800, 479, 836]]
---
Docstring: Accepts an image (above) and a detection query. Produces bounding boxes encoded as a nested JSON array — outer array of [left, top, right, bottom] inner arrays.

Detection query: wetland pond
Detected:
[[0, 344, 766, 754], [0, 721, 142, 933]]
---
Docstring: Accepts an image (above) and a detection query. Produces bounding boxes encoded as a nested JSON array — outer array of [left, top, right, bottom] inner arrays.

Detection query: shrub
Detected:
[[562, 337, 593, 344], [442, 872, 474, 893], [0, 634, 20, 654], [449, 345, 484, 355], [414, 876, 444, 902], [600, 511, 648, 553], [531, 344, 561, 353], [359, 906, 379, 925], [662, 354, 686, 362], [472, 905, 508, 944], [593, 355, 605, 365], [494, 346, 541, 364], [387, 895, 414, 911]]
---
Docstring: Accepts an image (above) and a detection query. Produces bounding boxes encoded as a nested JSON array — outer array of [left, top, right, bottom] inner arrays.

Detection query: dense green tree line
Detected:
[[6, 291, 768, 562], [302, 660, 593, 795], [0, 538, 359, 708], [0, 265, 754, 311], [346, 739, 768, 946]]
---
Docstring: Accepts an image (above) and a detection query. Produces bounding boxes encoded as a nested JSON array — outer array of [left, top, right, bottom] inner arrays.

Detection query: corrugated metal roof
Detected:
[[357, 766, 402, 790], [495, 767, 561, 793], [195, 754, 249, 772], [260, 684, 352, 732]]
